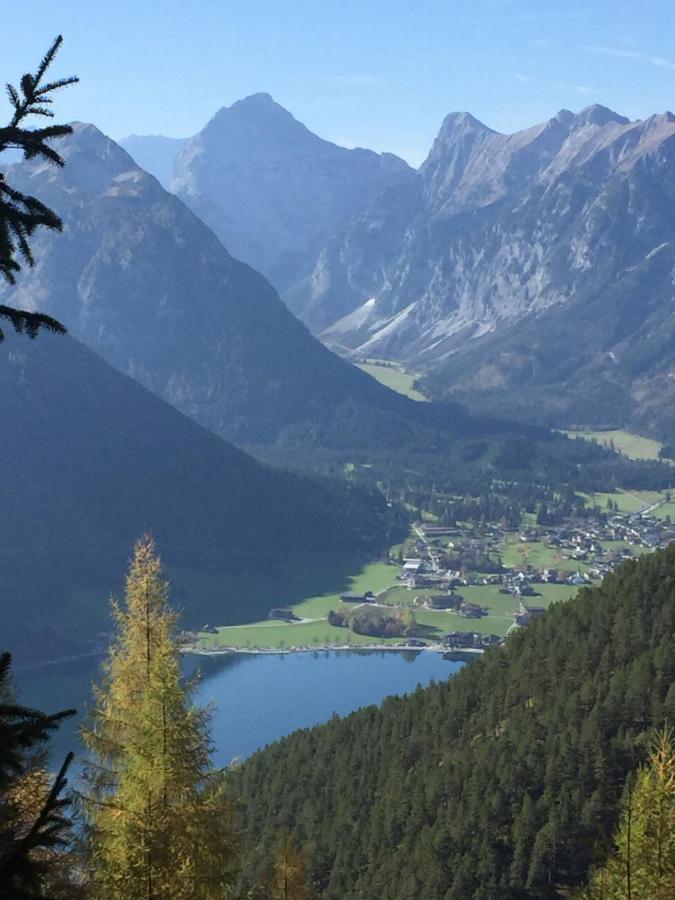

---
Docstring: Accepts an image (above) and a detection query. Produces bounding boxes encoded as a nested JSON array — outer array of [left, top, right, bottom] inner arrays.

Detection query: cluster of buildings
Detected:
[[403, 507, 675, 595], [390, 503, 675, 650], [442, 632, 502, 650]]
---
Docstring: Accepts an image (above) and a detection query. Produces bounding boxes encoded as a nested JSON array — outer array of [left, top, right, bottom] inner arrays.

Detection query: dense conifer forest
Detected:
[[235, 545, 675, 898]]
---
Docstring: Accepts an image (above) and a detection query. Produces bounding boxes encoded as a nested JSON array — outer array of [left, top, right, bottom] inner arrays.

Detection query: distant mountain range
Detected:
[[123, 100, 675, 440], [0, 123, 424, 447], [5, 120, 673, 486], [295, 105, 675, 352], [0, 331, 401, 663], [290, 104, 675, 440]]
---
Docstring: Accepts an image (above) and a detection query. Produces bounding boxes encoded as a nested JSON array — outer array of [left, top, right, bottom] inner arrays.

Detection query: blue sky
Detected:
[[4, 0, 675, 165]]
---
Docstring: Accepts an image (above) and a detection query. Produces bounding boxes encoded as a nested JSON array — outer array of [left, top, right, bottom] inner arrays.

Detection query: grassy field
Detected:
[[284, 562, 397, 619], [599, 540, 651, 557], [193, 562, 400, 650], [564, 429, 669, 462], [356, 361, 426, 401], [501, 539, 590, 574], [193, 572, 583, 648], [367, 581, 581, 611], [651, 502, 675, 521], [419, 583, 580, 639], [195, 619, 403, 651], [376, 582, 580, 640], [580, 490, 666, 514]]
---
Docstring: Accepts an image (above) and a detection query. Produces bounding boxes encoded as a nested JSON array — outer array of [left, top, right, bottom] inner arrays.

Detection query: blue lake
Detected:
[[17, 650, 463, 767]]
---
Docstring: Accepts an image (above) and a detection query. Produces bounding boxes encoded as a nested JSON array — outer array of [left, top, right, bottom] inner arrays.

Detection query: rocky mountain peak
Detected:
[[420, 112, 495, 195], [293, 100, 675, 422], [64, 122, 135, 166], [13, 122, 146, 195], [200, 92, 308, 144], [573, 104, 630, 128], [438, 111, 493, 136], [231, 91, 278, 110], [643, 110, 675, 128], [553, 109, 575, 126], [171, 97, 410, 288], [0, 127, 408, 447]]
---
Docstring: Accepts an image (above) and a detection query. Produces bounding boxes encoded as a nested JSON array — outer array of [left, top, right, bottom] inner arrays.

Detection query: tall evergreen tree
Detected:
[[0, 651, 77, 898], [0, 34, 77, 339], [578, 728, 675, 899], [0, 38, 80, 899], [80, 535, 239, 899]]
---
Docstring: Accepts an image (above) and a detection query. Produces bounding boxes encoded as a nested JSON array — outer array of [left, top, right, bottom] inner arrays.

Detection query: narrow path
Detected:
[[413, 523, 440, 572]]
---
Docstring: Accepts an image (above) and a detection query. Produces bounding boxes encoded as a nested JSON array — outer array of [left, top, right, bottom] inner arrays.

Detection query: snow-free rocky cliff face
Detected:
[[293, 105, 675, 380], [170, 93, 411, 291]]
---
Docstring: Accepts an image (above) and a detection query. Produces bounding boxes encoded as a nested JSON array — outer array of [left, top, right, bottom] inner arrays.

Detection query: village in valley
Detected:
[[191, 488, 675, 657], [381, 498, 675, 652]]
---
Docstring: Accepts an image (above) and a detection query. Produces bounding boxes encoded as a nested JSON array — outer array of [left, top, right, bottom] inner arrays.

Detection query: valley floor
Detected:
[[185, 485, 675, 655], [354, 359, 426, 401], [562, 428, 674, 464]]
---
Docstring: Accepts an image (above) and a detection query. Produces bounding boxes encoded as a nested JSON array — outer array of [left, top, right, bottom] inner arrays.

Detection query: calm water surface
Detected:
[[18, 650, 462, 766]]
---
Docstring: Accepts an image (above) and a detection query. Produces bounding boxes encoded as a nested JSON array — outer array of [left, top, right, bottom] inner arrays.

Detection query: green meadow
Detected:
[[580, 489, 666, 514], [366, 582, 580, 641], [195, 619, 401, 651], [356, 361, 426, 401], [288, 562, 397, 618], [193, 561, 400, 650], [564, 428, 671, 463], [501, 538, 590, 574], [651, 502, 675, 520]]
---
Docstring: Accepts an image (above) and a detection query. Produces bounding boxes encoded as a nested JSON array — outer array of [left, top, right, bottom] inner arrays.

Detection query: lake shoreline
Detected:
[[181, 643, 484, 658]]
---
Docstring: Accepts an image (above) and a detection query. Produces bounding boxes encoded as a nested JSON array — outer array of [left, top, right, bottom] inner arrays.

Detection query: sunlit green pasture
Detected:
[[580, 490, 666, 514], [501, 539, 590, 574], [599, 540, 651, 557], [563, 429, 669, 462], [375, 583, 581, 640], [651, 502, 675, 520], [195, 619, 403, 651], [356, 361, 426, 401], [193, 561, 400, 650]]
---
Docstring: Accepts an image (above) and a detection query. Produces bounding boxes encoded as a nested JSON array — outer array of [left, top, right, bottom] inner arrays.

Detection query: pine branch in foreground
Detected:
[[0, 34, 78, 339]]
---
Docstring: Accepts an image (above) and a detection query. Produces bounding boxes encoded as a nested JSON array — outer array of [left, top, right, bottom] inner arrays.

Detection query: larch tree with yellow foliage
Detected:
[[578, 727, 675, 899], [258, 834, 315, 900], [79, 535, 239, 899]]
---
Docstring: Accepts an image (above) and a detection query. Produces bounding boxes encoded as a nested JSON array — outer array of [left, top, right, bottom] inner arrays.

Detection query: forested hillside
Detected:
[[235, 545, 675, 899], [0, 332, 403, 663]]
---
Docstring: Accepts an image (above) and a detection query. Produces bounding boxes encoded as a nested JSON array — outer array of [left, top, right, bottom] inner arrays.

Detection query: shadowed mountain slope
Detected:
[[0, 332, 401, 663]]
